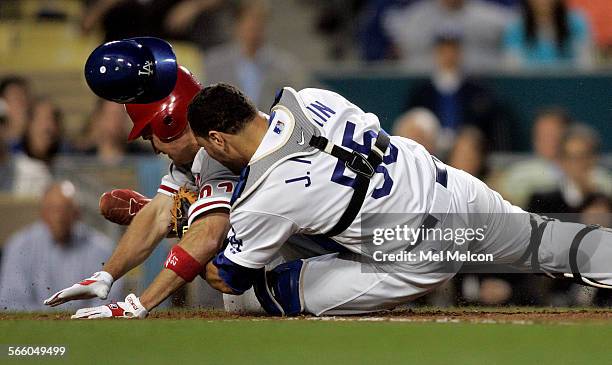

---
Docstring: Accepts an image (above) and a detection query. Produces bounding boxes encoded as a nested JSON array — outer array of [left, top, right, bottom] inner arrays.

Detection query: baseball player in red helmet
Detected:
[[44, 39, 239, 318]]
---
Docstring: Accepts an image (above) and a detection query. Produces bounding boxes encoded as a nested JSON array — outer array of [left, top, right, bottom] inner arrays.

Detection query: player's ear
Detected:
[[208, 131, 224, 147]]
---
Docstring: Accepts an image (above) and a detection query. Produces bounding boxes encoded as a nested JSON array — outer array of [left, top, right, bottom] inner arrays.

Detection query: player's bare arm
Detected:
[[102, 193, 174, 279], [71, 210, 230, 318], [43, 193, 174, 307], [138, 210, 231, 310]]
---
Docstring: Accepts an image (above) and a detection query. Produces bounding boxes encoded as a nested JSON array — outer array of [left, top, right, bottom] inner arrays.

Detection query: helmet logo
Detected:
[[138, 60, 154, 76]]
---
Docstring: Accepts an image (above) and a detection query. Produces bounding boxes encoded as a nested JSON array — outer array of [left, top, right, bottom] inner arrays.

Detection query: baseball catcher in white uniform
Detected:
[[186, 83, 612, 316]]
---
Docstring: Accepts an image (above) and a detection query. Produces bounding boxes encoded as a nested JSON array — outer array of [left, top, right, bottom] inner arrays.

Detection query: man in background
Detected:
[[203, 0, 305, 110], [501, 108, 570, 207], [384, 0, 513, 71], [0, 76, 31, 148], [528, 124, 612, 214], [78, 99, 148, 165], [405, 30, 512, 150], [0, 181, 121, 311], [392, 107, 441, 156]]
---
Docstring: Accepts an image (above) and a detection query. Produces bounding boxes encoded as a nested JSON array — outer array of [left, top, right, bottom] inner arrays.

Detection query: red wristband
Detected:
[[164, 245, 203, 282]]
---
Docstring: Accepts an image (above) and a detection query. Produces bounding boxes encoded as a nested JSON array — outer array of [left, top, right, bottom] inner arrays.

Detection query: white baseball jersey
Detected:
[[224, 88, 441, 269], [220, 87, 612, 316], [157, 148, 238, 225]]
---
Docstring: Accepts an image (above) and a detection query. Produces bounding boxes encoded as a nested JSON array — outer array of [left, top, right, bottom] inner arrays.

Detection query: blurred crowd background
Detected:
[[0, 0, 610, 311]]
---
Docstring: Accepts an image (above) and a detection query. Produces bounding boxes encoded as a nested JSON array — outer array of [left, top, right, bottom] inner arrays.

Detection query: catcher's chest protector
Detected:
[[230, 87, 323, 210], [230, 87, 390, 237]]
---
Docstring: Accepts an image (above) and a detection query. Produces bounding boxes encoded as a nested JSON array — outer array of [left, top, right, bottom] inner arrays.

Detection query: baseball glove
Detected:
[[99, 189, 151, 226], [99, 187, 197, 239], [170, 187, 198, 239]]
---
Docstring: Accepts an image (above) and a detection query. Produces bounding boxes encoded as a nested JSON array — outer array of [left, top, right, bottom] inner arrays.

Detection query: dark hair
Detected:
[[521, 0, 569, 56], [535, 106, 571, 126], [0, 75, 28, 96], [231, 0, 269, 20], [561, 123, 601, 155], [448, 126, 490, 179], [187, 83, 257, 137], [22, 98, 63, 163], [579, 193, 612, 212]]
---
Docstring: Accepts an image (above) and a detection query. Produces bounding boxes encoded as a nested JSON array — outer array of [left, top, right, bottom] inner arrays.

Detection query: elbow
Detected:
[[204, 261, 240, 294], [154, 209, 173, 237], [130, 195, 173, 238], [216, 283, 239, 295], [200, 238, 224, 253]]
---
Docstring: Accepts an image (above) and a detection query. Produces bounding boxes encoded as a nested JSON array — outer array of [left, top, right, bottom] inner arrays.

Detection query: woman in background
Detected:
[[503, 0, 593, 68], [12, 98, 63, 197]]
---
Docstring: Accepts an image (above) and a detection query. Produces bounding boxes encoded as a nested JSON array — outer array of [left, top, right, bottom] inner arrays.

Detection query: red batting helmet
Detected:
[[125, 65, 201, 142]]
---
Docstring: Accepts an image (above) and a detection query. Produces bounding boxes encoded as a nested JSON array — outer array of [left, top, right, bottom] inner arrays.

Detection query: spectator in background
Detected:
[[357, 0, 414, 61], [569, 0, 612, 57], [383, 0, 514, 71], [81, 0, 231, 50], [580, 193, 612, 228], [0, 101, 11, 191], [406, 31, 513, 150], [446, 126, 489, 180], [501, 108, 568, 207], [12, 98, 63, 197], [488, 0, 519, 5], [313, 0, 368, 60], [503, 0, 594, 69], [151, 0, 231, 50], [203, 0, 306, 110], [528, 124, 612, 214], [81, 0, 145, 41], [392, 107, 441, 156], [0, 181, 120, 311], [78, 100, 147, 165], [0, 76, 31, 148], [0, 99, 8, 164]]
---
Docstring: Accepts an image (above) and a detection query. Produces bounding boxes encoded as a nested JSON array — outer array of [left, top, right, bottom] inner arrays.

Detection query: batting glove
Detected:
[[71, 294, 148, 319], [43, 271, 114, 307]]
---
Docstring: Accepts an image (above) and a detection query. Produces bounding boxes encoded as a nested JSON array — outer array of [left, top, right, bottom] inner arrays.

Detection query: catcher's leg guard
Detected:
[[253, 259, 304, 316], [567, 224, 612, 289]]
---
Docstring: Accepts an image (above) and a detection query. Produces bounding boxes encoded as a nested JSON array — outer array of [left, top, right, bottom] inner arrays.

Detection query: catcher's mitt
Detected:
[[99, 189, 151, 226], [171, 187, 198, 238]]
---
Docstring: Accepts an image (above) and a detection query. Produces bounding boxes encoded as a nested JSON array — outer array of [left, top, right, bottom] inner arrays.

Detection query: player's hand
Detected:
[[43, 271, 113, 307], [71, 294, 148, 319], [99, 189, 151, 226]]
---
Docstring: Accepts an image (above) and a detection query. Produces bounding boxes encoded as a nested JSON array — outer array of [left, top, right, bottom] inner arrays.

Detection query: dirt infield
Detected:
[[3, 307, 612, 324]]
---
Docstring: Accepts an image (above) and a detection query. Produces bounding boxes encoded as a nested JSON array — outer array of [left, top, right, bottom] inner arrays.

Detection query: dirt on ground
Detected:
[[3, 308, 612, 324]]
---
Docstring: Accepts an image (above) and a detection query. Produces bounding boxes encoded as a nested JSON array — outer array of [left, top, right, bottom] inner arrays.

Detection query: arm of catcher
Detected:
[[138, 210, 230, 311]]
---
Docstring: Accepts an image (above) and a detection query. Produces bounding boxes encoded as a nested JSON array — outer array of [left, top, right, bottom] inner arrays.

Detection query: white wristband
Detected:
[[93, 271, 114, 286]]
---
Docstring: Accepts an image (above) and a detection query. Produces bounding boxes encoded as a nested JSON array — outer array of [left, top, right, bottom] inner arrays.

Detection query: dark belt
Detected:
[[406, 156, 448, 252], [432, 156, 448, 188]]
